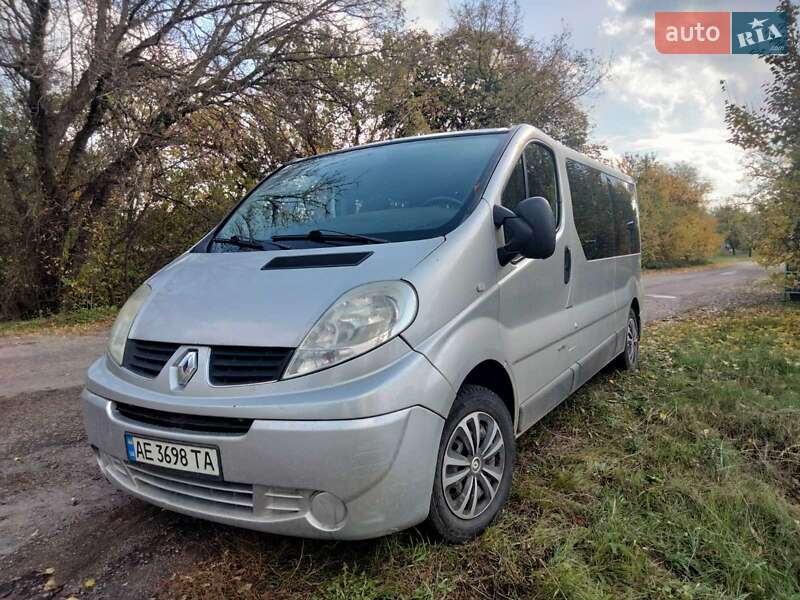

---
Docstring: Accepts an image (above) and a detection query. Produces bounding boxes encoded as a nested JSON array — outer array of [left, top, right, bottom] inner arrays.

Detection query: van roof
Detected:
[[289, 125, 633, 185], [287, 128, 511, 164], [510, 124, 634, 184]]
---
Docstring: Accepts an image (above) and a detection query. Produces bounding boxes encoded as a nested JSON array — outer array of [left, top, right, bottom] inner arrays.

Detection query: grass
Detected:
[[166, 303, 800, 600], [0, 305, 117, 337]]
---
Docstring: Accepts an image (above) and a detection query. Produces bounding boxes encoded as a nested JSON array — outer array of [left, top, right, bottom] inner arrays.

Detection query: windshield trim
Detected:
[[193, 128, 518, 253]]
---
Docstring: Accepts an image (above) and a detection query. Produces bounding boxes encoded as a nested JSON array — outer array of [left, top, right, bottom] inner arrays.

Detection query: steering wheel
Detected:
[[422, 196, 461, 209]]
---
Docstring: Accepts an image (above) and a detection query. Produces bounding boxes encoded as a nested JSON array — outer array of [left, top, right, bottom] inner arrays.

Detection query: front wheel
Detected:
[[427, 384, 515, 543]]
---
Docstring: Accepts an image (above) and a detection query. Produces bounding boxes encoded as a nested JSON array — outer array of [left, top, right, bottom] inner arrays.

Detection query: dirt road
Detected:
[[0, 333, 108, 398], [0, 261, 772, 599]]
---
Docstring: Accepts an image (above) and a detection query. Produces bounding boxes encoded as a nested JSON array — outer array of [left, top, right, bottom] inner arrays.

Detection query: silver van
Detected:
[[83, 125, 642, 543]]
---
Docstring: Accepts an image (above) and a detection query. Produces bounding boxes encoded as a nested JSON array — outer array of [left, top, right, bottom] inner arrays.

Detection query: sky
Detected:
[[403, 0, 780, 203]]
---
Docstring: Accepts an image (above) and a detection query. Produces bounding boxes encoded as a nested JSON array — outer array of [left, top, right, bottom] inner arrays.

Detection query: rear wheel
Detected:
[[617, 308, 640, 371], [427, 384, 515, 543]]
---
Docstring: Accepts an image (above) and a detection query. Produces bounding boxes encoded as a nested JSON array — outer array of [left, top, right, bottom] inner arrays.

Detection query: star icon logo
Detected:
[[749, 17, 767, 29]]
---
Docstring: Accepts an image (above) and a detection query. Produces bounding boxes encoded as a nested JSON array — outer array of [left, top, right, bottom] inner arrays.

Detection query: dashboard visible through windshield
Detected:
[[211, 132, 507, 251]]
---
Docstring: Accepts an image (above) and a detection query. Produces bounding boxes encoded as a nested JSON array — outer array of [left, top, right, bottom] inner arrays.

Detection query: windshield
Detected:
[[212, 133, 506, 249]]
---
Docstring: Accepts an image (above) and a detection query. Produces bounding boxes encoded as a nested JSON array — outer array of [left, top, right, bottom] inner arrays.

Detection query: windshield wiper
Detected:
[[212, 235, 290, 250], [271, 229, 388, 245]]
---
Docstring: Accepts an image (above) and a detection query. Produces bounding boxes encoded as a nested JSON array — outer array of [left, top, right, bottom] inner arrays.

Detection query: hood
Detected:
[[129, 238, 443, 348]]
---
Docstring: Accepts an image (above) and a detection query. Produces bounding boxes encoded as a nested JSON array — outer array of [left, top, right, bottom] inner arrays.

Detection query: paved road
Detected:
[[642, 260, 768, 323], [0, 259, 772, 598]]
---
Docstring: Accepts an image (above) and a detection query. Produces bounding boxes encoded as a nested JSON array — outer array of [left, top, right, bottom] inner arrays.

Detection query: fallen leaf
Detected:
[[83, 577, 97, 589], [43, 577, 58, 591]]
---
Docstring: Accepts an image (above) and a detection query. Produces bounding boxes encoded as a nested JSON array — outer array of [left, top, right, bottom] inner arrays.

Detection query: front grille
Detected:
[[115, 402, 253, 434], [123, 339, 180, 378], [124, 462, 254, 515], [100, 452, 314, 522], [209, 346, 293, 385], [121, 339, 293, 386]]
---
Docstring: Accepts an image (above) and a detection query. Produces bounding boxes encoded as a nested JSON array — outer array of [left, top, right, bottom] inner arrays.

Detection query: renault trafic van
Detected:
[[83, 124, 642, 542]]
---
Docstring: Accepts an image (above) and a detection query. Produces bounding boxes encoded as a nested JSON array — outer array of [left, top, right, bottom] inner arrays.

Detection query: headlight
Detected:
[[283, 281, 418, 379], [108, 284, 151, 365]]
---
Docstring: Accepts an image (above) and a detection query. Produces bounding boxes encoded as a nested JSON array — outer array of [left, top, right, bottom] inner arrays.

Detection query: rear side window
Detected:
[[566, 159, 639, 260], [524, 144, 560, 225], [566, 160, 615, 259], [607, 176, 641, 255]]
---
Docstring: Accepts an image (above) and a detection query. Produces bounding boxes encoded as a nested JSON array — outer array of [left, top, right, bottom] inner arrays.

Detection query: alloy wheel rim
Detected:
[[441, 411, 505, 520], [626, 317, 639, 365]]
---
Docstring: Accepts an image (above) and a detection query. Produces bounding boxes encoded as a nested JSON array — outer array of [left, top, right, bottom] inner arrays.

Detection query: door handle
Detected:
[[564, 247, 572, 284]]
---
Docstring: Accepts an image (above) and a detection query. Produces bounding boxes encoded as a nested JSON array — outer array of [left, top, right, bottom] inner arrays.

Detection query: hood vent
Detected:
[[261, 252, 372, 270]]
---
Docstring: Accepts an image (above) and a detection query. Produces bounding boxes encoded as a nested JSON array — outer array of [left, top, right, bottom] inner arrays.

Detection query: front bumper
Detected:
[[84, 389, 444, 539]]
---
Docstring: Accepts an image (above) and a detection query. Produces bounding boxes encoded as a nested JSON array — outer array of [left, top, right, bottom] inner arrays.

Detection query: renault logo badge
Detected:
[[176, 350, 198, 387]]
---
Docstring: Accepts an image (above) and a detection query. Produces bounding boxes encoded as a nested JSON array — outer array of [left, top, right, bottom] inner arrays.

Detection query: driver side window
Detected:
[[501, 157, 526, 212], [524, 143, 560, 226], [500, 142, 561, 226]]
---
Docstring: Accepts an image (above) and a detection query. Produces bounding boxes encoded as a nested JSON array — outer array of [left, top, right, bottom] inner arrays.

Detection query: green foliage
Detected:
[[379, 0, 606, 150], [713, 200, 758, 256], [64, 131, 250, 309], [0, 94, 47, 316], [724, 0, 800, 270], [0, 306, 116, 337], [166, 304, 800, 600], [621, 154, 722, 268]]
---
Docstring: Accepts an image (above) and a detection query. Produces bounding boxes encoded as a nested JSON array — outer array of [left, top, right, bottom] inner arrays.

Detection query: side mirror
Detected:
[[493, 196, 556, 266]]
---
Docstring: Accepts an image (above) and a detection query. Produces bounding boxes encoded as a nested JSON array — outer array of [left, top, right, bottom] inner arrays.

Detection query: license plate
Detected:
[[125, 433, 221, 477]]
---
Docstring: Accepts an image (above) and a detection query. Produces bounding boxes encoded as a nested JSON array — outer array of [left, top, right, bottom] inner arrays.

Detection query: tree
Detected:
[[713, 200, 758, 256], [0, 0, 607, 317], [620, 154, 722, 267], [724, 0, 800, 269], [379, 0, 606, 151], [0, 0, 395, 316]]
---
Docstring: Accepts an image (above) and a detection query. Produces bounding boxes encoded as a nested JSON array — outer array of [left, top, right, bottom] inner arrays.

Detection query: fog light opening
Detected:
[[308, 491, 347, 531]]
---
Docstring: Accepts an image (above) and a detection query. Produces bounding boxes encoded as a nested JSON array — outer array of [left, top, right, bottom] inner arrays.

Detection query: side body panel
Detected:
[[613, 253, 642, 352], [402, 200, 513, 420], [492, 134, 577, 432], [568, 253, 618, 389], [404, 125, 641, 434]]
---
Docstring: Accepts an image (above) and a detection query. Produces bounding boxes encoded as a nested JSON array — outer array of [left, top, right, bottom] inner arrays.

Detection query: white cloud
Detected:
[[600, 17, 635, 36], [601, 16, 654, 36], [590, 5, 771, 202], [603, 52, 728, 125], [401, 0, 769, 201], [603, 128, 747, 204], [607, 0, 628, 12], [403, 0, 449, 32]]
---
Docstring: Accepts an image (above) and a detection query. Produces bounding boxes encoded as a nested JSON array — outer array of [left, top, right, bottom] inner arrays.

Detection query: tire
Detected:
[[427, 384, 515, 543], [616, 308, 640, 371]]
